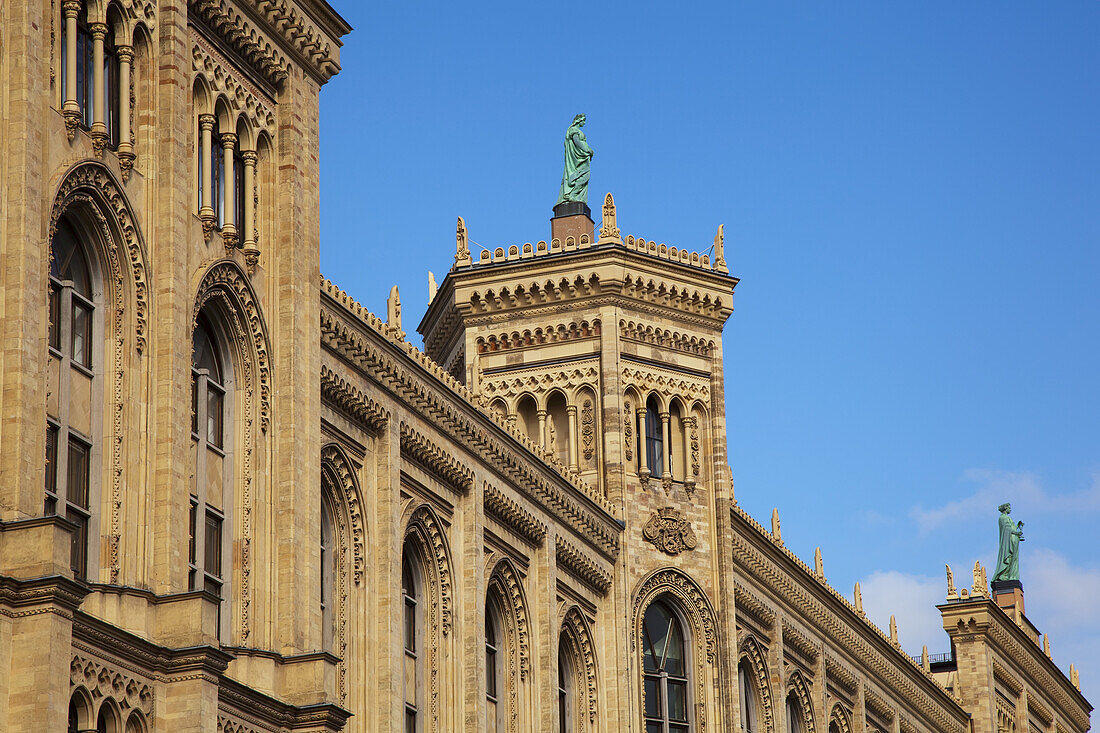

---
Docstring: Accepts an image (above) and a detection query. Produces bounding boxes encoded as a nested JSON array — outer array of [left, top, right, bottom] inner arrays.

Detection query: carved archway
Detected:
[[561, 605, 598, 730], [787, 669, 816, 733], [50, 160, 151, 584], [321, 443, 365, 585], [193, 259, 270, 642], [488, 557, 531, 680], [740, 635, 774, 733], [830, 703, 853, 733], [632, 567, 719, 731]]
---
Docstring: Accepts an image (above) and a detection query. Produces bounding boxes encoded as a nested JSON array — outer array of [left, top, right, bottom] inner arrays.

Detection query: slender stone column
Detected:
[[636, 408, 649, 478], [660, 411, 671, 480], [198, 114, 216, 231], [566, 405, 578, 472], [683, 416, 696, 490], [89, 23, 108, 152], [116, 45, 135, 178], [61, 0, 81, 138], [240, 150, 259, 269], [220, 132, 238, 247], [536, 409, 547, 450]]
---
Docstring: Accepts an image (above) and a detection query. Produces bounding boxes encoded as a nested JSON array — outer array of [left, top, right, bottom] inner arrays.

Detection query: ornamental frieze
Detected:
[[481, 360, 600, 402], [621, 362, 710, 404], [642, 507, 697, 555]]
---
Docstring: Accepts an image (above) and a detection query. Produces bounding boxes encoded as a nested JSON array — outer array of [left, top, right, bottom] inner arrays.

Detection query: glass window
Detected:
[[402, 548, 422, 731], [786, 693, 803, 733], [643, 600, 690, 732], [645, 397, 663, 478], [212, 121, 225, 228], [320, 490, 335, 651], [103, 23, 119, 147], [739, 662, 756, 733], [46, 216, 97, 580], [558, 642, 572, 733]]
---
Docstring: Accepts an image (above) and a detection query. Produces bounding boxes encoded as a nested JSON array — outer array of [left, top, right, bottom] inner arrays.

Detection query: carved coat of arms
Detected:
[[642, 507, 697, 555]]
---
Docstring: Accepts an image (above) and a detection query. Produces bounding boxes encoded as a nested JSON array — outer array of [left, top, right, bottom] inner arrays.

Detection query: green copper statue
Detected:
[[992, 502, 1024, 583], [556, 114, 594, 205]]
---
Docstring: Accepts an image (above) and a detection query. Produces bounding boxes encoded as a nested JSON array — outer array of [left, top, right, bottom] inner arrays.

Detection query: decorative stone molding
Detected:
[[70, 653, 154, 721], [787, 669, 817, 733], [826, 654, 858, 693], [782, 620, 820, 662], [51, 161, 151, 583], [599, 192, 620, 241], [632, 568, 719, 731], [740, 636, 775, 733], [481, 361, 600, 404], [321, 444, 365, 585], [580, 398, 596, 461], [484, 482, 547, 545], [555, 535, 612, 595], [399, 422, 474, 493], [562, 606, 600, 725], [619, 319, 715, 356], [490, 557, 531, 680], [192, 36, 276, 131], [623, 401, 634, 461], [734, 580, 777, 628], [476, 319, 600, 354], [864, 686, 895, 723], [320, 364, 389, 431], [621, 362, 710, 405], [642, 507, 697, 555], [830, 703, 854, 733], [404, 504, 453, 637]]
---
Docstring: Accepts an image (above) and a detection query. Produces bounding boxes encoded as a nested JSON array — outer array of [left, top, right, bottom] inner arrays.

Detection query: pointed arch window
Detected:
[[402, 546, 423, 732], [211, 119, 225, 228], [46, 216, 97, 579], [786, 692, 803, 733], [558, 639, 574, 733], [485, 606, 502, 732], [102, 20, 120, 147], [643, 599, 690, 733], [738, 661, 757, 733], [645, 396, 664, 478], [190, 312, 230, 639]]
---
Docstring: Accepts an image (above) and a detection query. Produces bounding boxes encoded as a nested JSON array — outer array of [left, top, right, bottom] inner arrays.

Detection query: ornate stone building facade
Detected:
[[0, 2, 1091, 733]]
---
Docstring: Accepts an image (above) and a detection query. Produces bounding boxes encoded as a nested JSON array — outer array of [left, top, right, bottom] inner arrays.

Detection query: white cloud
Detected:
[[909, 470, 1100, 534], [857, 570, 947, 656]]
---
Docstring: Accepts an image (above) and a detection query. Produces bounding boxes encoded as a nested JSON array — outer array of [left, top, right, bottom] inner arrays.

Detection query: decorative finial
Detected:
[[972, 561, 989, 598], [771, 508, 782, 544], [599, 192, 620, 241], [922, 645, 930, 672], [854, 582, 864, 616], [387, 285, 404, 340], [945, 564, 957, 599], [1070, 664, 1080, 690], [814, 547, 825, 580], [428, 271, 437, 304], [714, 224, 728, 273], [889, 615, 898, 644], [993, 502, 1025, 584], [1043, 634, 1051, 659], [455, 216, 471, 267]]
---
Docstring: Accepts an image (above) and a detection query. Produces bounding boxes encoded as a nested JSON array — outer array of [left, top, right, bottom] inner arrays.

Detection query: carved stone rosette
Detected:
[[642, 507, 697, 555]]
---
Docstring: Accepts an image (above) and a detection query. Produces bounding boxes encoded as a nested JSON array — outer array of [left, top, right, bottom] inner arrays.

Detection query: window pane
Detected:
[[71, 301, 91, 367], [665, 619, 685, 677], [191, 371, 199, 436], [646, 724, 663, 733], [404, 599, 416, 652], [207, 386, 224, 448], [67, 509, 87, 578], [486, 647, 497, 698], [643, 676, 661, 719], [67, 439, 90, 508], [49, 285, 61, 349], [46, 426, 59, 494], [188, 501, 197, 564], [668, 680, 688, 722], [405, 709, 417, 733], [204, 512, 222, 578]]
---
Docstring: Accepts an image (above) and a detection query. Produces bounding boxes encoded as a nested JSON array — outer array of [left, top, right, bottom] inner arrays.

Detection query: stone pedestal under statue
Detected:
[[992, 579, 1024, 617], [551, 201, 594, 244]]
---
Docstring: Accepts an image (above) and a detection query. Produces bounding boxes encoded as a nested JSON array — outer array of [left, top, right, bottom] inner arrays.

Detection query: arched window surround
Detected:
[[642, 598, 692, 732], [786, 671, 815, 733], [631, 568, 719, 733], [48, 161, 150, 584], [559, 606, 598, 732], [484, 556, 531, 732], [738, 636, 774, 733]]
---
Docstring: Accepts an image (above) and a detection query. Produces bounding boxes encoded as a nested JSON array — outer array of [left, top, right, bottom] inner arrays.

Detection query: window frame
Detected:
[[401, 545, 424, 732], [645, 397, 664, 478], [642, 599, 691, 733]]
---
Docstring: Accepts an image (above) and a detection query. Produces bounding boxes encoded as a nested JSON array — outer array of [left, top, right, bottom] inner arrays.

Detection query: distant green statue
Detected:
[[556, 114, 594, 205], [992, 502, 1024, 582]]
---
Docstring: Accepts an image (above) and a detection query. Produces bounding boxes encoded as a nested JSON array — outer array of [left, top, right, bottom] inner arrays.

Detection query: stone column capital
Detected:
[[89, 22, 108, 40], [199, 113, 216, 130], [62, 0, 82, 17], [659, 411, 670, 422], [566, 405, 578, 416], [240, 149, 258, 165], [536, 409, 547, 418], [220, 131, 238, 148], [116, 45, 135, 63]]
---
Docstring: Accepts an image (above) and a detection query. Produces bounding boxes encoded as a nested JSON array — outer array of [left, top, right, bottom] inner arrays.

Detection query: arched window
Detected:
[[320, 488, 335, 651], [558, 638, 573, 733], [786, 692, 803, 733], [402, 547, 423, 732], [60, 4, 95, 127], [97, 702, 119, 733], [485, 606, 502, 732], [645, 396, 663, 478], [738, 661, 757, 733], [47, 216, 97, 579], [190, 312, 230, 639], [643, 599, 689, 733], [102, 15, 120, 147], [211, 118, 225, 228]]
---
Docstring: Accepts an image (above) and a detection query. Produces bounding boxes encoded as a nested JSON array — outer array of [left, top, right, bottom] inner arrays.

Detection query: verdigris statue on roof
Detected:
[[556, 114, 594, 205], [992, 502, 1024, 582]]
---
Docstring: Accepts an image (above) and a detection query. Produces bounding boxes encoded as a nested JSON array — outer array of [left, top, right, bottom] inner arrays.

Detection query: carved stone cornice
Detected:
[[476, 318, 601, 355], [619, 319, 715, 357], [481, 360, 600, 403], [320, 279, 620, 560], [218, 674, 351, 732], [192, 35, 276, 133], [484, 482, 547, 545], [555, 535, 612, 595], [734, 579, 776, 630], [826, 653, 858, 693], [621, 361, 711, 405], [320, 364, 389, 432], [730, 507, 969, 733], [400, 422, 474, 493], [0, 573, 88, 615], [864, 685, 896, 723], [783, 619, 820, 662]]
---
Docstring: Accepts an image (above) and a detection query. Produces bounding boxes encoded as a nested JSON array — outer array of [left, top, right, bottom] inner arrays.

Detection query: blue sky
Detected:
[[318, 1, 1100, 714]]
